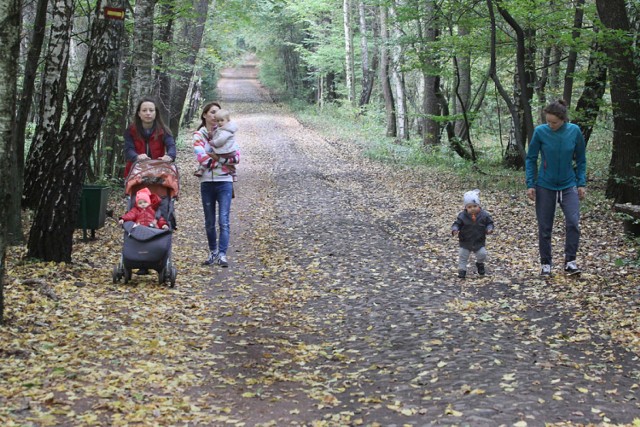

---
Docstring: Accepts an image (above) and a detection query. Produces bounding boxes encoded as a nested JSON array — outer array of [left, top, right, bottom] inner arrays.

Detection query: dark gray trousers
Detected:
[[535, 186, 580, 265]]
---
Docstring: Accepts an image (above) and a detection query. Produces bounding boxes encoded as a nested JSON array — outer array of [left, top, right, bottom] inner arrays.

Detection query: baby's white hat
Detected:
[[463, 189, 481, 207]]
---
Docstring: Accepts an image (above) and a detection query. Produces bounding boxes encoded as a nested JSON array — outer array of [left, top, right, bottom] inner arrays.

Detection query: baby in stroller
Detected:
[[112, 159, 179, 286], [118, 188, 170, 230]]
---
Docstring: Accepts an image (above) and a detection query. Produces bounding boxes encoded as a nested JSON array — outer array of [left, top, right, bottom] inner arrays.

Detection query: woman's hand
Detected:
[[527, 188, 536, 201], [577, 187, 586, 200], [137, 154, 149, 160], [160, 155, 173, 162], [208, 152, 220, 161]]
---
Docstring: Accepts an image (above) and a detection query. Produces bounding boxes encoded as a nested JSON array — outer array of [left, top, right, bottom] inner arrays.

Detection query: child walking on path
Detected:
[[451, 189, 495, 279], [194, 109, 239, 180]]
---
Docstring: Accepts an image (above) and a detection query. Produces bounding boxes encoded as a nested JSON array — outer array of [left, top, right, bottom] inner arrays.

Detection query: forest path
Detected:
[[2, 57, 639, 426], [169, 57, 640, 425]]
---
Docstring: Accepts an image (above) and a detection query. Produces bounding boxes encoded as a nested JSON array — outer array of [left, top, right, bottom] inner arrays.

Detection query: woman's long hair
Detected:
[[133, 97, 172, 136], [198, 101, 222, 130]]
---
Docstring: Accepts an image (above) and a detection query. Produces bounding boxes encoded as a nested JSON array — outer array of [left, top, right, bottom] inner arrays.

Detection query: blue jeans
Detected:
[[535, 186, 580, 265], [201, 181, 233, 255]]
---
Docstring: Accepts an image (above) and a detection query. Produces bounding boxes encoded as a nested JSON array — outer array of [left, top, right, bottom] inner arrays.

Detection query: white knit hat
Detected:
[[463, 189, 481, 207]]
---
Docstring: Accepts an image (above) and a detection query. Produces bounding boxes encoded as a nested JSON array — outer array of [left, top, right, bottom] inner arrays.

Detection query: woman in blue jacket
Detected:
[[526, 99, 586, 276]]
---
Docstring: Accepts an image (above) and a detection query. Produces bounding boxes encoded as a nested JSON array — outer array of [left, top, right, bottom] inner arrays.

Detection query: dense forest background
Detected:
[[1, 0, 640, 319]]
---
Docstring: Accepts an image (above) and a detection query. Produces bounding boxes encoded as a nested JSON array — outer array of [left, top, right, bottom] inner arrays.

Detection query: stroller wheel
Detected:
[[124, 267, 132, 284], [169, 266, 177, 287], [158, 268, 165, 285], [112, 266, 119, 283]]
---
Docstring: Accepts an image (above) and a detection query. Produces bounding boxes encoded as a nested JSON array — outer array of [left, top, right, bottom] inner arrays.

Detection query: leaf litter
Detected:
[[1, 64, 640, 426]]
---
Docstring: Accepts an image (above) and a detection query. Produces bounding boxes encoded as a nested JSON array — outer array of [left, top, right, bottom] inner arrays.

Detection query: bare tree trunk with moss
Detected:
[[27, 0, 126, 262]]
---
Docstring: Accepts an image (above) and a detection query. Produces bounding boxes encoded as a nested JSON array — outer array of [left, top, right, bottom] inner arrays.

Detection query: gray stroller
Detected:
[[112, 159, 179, 286]]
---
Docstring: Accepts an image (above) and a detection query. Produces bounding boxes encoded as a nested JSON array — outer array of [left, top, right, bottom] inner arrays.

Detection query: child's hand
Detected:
[[118, 219, 124, 225], [162, 224, 169, 230]]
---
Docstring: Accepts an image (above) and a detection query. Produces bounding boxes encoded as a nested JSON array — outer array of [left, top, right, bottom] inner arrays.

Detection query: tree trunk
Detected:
[[454, 26, 471, 141], [0, 0, 21, 323], [563, 0, 585, 107], [27, 0, 126, 262], [378, 5, 396, 137], [596, 0, 640, 204], [343, 0, 356, 105], [168, 0, 209, 137], [357, 0, 376, 106], [9, 0, 47, 243], [486, 0, 526, 167], [389, 0, 408, 140], [422, 0, 440, 146], [572, 42, 607, 146], [156, 2, 174, 124], [23, 0, 74, 209], [129, 0, 156, 113]]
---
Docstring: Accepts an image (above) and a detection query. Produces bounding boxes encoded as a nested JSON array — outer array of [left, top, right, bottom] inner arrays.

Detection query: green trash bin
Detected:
[[76, 184, 110, 240]]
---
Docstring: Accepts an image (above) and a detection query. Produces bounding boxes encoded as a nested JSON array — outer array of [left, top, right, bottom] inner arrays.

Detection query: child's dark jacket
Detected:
[[451, 209, 494, 251]]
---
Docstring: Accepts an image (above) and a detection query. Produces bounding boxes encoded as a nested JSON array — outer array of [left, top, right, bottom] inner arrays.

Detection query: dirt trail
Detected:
[[2, 57, 638, 426], [169, 58, 640, 425]]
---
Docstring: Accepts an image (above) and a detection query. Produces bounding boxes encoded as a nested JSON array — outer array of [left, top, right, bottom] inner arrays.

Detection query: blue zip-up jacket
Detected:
[[525, 122, 586, 190]]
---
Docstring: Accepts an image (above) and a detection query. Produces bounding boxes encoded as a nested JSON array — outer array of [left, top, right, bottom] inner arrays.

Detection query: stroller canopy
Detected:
[[125, 159, 180, 199]]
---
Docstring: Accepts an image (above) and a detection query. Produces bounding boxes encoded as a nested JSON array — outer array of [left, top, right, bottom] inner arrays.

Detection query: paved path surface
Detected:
[[173, 57, 640, 426]]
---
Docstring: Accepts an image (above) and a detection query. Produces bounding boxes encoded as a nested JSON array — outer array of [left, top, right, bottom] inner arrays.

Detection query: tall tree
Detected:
[[167, 0, 210, 137], [357, 0, 375, 106], [129, 0, 156, 110], [0, 0, 21, 323], [562, 0, 585, 107], [23, 0, 74, 209], [388, 0, 408, 139], [378, 4, 396, 137], [421, 0, 441, 146], [9, 0, 47, 243], [343, 0, 356, 105], [27, 0, 126, 262], [596, 0, 640, 204]]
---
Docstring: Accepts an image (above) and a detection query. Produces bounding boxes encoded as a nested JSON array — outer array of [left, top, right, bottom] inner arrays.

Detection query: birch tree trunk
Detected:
[[378, 4, 396, 137], [343, 0, 356, 105], [0, 0, 21, 323], [129, 0, 156, 111], [23, 0, 74, 209], [167, 0, 210, 137], [388, 0, 408, 140], [27, 0, 126, 262], [9, 0, 47, 243]]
